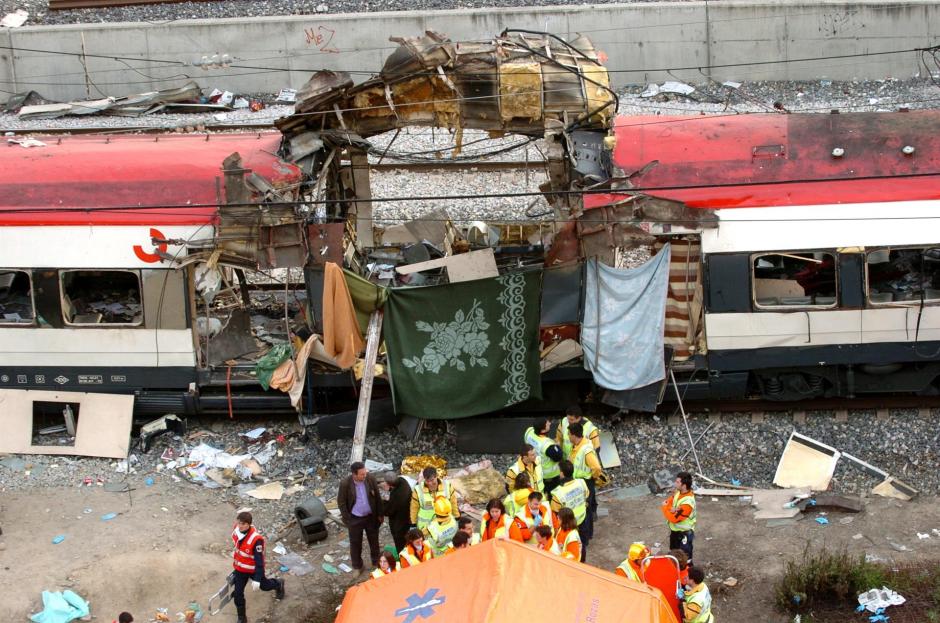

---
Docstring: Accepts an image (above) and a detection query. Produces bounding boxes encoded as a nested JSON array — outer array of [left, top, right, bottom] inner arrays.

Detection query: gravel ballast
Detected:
[[1, 408, 937, 538], [7, 0, 682, 26]]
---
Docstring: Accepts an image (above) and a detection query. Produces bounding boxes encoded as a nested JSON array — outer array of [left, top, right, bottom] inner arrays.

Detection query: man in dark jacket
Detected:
[[337, 461, 383, 575], [382, 470, 413, 553]]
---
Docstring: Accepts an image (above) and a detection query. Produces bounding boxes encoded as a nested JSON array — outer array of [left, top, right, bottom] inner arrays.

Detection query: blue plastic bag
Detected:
[[30, 590, 90, 623]]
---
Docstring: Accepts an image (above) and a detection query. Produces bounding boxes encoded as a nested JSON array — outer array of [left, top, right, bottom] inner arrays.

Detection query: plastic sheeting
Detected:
[[335, 539, 677, 623], [30, 590, 90, 623]]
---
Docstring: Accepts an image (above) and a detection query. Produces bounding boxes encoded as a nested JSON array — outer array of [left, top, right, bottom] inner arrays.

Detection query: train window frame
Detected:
[[750, 250, 839, 311], [865, 246, 940, 307], [0, 269, 37, 326], [59, 269, 144, 327]]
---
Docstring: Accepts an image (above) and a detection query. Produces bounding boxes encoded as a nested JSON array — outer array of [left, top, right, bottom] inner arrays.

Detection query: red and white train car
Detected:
[[0, 132, 301, 413], [605, 111, 940, 399]]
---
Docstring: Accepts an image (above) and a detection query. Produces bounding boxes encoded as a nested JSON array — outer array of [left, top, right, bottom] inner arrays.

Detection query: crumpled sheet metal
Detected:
[[499, 62, 543, 122], [400, 454, 447, 477], [278, 31, 614, 138]]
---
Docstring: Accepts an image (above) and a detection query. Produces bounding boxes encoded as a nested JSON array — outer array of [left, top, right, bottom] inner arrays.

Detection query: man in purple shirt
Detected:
[[337, 461, 383, 575]]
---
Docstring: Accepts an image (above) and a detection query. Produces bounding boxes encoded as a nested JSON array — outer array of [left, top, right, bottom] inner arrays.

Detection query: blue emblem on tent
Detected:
[[394, 588, 446, 622]]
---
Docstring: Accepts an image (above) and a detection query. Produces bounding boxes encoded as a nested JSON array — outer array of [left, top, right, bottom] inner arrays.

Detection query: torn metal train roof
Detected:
[[276, 30, 615, 139], [589, 111, 940, 210], [0, 133, 301, 226]]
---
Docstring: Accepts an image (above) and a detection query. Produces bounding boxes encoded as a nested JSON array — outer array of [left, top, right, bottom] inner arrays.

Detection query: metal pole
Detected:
[[670, 368, 704, 477], [350, 309, 383, 463]]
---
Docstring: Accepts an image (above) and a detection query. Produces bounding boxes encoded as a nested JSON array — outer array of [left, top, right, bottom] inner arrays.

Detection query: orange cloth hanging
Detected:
[[322, 262, 366, 369]]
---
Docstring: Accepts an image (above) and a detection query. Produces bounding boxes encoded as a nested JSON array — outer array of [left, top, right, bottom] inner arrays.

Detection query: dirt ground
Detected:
[[2, 482, 938, 622]]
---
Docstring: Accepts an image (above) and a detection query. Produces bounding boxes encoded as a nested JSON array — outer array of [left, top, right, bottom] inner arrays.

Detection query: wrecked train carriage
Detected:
[[600, 111, 940, 403], [0, 132, 345, 416]]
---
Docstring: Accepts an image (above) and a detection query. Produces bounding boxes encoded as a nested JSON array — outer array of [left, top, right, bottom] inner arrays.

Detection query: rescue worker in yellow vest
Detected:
[[457, 516, 480, 545], [550, 460, 591, 561], [423, 497, 459, 557], [502, 472, 534, 519], [556, 405, 601, 461], [661, 471, 697, 565], [508, 491, 553, 545], [682, 566, 714, 622], [410, 466, 459, 531], [615, 542, 650, 583], [524, 418, 564, 496], [505, 443, 544, 494], [568, 421, 607, 555], [230, 511, 284, 623]]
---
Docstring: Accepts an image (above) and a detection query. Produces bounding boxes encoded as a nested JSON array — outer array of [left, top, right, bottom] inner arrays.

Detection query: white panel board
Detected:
[[0, 389, 133, 458]]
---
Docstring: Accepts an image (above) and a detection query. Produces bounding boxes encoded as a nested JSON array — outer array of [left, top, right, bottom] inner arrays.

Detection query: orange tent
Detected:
[[335, 539, 679, 623]]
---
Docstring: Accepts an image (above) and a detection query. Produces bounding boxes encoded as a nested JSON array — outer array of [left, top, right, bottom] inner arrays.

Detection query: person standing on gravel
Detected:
[[504, 443, 544, 493], [382, 470, 412, 553], [682, 566, 714, 622], [410, 466, 459, 531], [338, 461, 384, 576], [662, 471, 697, 566], [556, 405, 601, 460], [524, 417, 564, 497], [231, 511, 284, 623], [550, 460, 591, 560]]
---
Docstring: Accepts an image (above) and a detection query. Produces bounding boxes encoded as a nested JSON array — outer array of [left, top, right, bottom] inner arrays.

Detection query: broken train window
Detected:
[[866, 247, 940, 304], [0, 269, 35, 325], [60, 270, 143, 325], [752, 252, 837, 309]]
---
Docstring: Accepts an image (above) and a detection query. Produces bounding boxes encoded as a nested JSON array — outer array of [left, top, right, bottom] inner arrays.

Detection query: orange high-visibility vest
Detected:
[[232, 526, 264, 573]]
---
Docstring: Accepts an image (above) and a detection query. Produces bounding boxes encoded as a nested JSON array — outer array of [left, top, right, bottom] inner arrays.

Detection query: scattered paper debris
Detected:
[[858, 587, 905, 612], [242, 427, 266, 440], [1, 9, 28, 28], [276, 88, 298, 103], [722, 81, 742, 89], [245, 482, 285, 500], [723, 577, 738, 587], [7, 137, 45, 148], [364, 459, 392, 472]]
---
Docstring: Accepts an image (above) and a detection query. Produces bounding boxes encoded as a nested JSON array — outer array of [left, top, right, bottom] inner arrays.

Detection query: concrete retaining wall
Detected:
[[2, 1, 938, 102]]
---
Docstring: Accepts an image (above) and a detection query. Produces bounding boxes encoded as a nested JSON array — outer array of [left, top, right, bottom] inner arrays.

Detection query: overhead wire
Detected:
[[0, 39, 936, 86], [6, 169, 940, 218]]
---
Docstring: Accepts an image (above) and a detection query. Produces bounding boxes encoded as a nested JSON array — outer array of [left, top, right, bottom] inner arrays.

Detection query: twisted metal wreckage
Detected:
[[165, 30, 713, 428]]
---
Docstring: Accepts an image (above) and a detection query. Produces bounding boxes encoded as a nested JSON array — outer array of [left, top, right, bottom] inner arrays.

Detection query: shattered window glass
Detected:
[[60, 270, 143, 325], [867, 248, 940, 304], [0, 269, 35, 324], [752, 252, 837, 309]]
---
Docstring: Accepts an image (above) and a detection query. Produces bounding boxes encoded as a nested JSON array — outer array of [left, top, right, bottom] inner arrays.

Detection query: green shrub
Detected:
[[774, 546, 887, 613]]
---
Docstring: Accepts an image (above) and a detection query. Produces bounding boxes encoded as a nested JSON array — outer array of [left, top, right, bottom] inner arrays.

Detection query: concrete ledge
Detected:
[[2, 1, 937, 101]]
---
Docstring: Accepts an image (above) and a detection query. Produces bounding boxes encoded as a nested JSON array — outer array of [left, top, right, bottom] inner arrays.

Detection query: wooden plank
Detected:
[[349, 310, 383, 463], [396, 248, 498, 283]]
